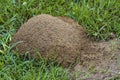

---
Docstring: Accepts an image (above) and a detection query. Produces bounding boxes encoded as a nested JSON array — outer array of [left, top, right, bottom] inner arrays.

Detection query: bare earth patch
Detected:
[[74, 39, 120, 80], [12, 14, 120, 79]]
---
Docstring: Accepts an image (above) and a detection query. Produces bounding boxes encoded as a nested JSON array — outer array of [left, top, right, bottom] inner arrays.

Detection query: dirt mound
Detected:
[[12, 14, 120, 79], [12, 14, 87, 67]]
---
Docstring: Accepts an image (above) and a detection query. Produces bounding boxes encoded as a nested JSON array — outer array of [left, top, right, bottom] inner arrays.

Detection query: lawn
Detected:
[[0, 0, 120, 80]]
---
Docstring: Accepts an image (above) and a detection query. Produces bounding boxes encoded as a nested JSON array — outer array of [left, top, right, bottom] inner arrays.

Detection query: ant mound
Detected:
[[12, 14, 120, 79], [12, 14, 87, 67]]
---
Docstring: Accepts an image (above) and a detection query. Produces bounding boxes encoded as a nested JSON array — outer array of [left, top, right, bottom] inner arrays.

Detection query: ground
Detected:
[[62, 17, 120, 80], [74, 39, 120, 80], [13, 15, 120, 80], [0, 1, 120, 80]]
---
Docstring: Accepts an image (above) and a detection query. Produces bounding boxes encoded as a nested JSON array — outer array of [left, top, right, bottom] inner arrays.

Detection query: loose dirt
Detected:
[[12, 14, 120, 79], [74, 39, 120, 80], [58, 17, 120, 79], [12, 14, 87, 67]]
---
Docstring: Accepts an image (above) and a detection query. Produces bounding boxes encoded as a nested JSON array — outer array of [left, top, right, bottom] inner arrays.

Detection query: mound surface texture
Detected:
[[13, 14, 86, 67]]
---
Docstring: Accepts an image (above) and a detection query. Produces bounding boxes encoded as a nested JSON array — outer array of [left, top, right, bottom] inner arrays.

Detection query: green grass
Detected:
[[0, 0, 120, 40], [0, 0, 120, 80]]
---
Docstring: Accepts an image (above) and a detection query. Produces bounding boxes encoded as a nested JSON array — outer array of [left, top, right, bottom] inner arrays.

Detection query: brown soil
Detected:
[[12, 14, 87, 67], [74, 39, 120, 80], [12, 14, 120, 79]]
